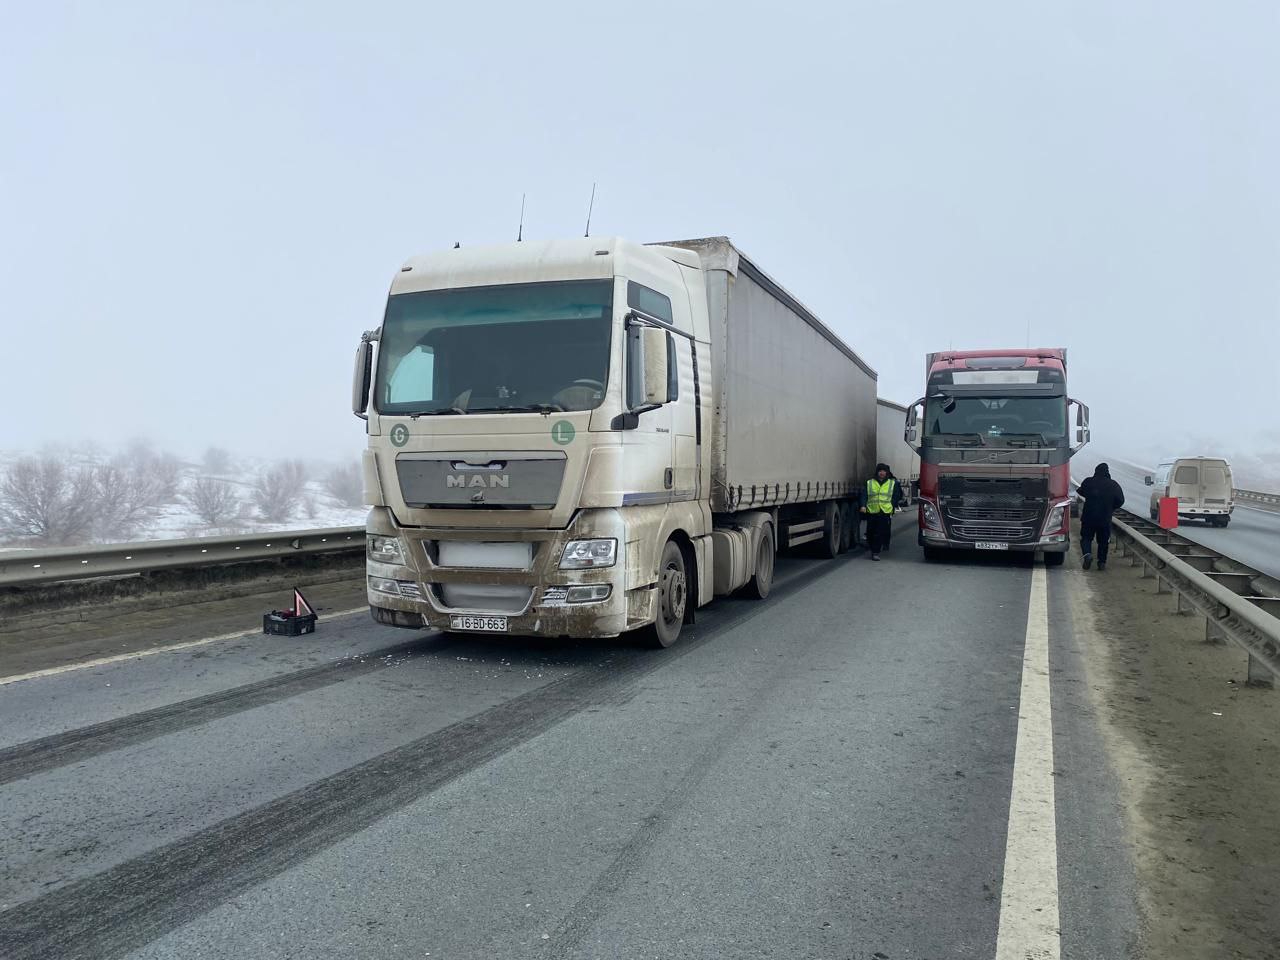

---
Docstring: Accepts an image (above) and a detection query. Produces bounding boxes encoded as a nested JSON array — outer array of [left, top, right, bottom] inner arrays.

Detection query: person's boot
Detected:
[[1098, 560, 1107, 571], [871, 553, 881, 561], [1082, 553, 1093, 570]]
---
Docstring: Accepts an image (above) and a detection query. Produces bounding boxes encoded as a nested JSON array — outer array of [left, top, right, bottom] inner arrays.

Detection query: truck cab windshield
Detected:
[[375, 280, 613, 416], [924, 395, 1066, 444]]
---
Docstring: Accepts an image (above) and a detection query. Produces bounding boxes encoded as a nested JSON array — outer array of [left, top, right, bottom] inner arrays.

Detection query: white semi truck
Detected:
[[352, 236, 877, 646], [876, 398, 921, 501]]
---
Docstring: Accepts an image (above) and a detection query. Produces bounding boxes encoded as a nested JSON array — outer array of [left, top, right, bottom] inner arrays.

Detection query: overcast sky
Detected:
[[2, 1, 1276, 464]]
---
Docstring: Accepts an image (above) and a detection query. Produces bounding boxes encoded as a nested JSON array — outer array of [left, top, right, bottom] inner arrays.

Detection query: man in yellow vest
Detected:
[[859, 462, 903, 561]]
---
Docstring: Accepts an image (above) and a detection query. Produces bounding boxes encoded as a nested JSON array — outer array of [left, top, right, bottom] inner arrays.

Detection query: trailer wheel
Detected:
[[743, 525, 775, 600], [838, 504, 853, 554], [645, 539, 688, 648], [819, 502, 841, 559]]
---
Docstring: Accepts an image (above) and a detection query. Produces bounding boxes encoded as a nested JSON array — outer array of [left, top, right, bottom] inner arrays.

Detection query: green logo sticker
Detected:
[[551, 420, 576, 445], [389, 423, 410, 447]]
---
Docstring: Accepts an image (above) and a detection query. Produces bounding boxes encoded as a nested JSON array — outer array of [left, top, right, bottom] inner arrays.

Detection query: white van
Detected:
[[1146, 457, 1235, 526]]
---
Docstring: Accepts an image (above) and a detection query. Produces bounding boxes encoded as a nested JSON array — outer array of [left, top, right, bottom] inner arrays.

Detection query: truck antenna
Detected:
[[517, 193, 526, 242], [583, 182, 596, 237]]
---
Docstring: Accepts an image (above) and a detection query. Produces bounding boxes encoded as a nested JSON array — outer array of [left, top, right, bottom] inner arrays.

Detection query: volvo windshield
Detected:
[[925, 394, 1067, 445], [375, 280, 613, 416]]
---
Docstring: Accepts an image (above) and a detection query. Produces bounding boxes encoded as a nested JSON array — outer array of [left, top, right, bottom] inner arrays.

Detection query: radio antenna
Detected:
[[517, 193, 526, 242], [583, 182, 596, 237]]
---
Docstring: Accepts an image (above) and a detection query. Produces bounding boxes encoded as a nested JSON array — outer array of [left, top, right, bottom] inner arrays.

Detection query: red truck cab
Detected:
[[904, 348, 1089, 565]]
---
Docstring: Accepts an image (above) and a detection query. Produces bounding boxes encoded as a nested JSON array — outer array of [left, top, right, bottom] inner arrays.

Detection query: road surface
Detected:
[[0, 522, 1141, 960]]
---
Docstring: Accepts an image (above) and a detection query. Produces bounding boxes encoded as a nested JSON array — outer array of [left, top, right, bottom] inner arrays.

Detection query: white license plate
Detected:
[[449, 615, 509, 632], [975, 541, 1010, 551]]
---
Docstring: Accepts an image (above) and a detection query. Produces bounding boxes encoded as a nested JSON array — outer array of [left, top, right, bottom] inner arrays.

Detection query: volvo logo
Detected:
[[446, 474, 511, 489]]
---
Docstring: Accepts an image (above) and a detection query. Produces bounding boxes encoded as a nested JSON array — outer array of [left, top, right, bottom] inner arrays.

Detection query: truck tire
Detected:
[[1217, 517, 1230, 528], [645, 540, 688, 648], [743, 525, 775, 600], [923, 545, 945, 563], [838, 503, 853, 554], [1044, 551, 1066, 567], [819, 502, 841, 559]]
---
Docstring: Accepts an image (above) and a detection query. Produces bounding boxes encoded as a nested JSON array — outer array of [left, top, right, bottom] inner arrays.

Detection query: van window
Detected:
[[1174, 465, 1199, 485], [1203, 467, 1226, 487]]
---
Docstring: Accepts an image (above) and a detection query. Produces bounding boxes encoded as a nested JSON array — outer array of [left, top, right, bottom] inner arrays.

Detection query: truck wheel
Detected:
[[645, 540, 688, 648], [743, 526, 775, 600], [1217, 517, 1230, 528], [1044, 551, 1066, 567], [923, 545, 944, 563], [819, 502, 841, 559], [838, 504, 853, 554]]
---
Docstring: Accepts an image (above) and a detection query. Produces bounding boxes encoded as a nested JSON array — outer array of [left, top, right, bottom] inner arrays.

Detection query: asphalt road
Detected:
[[1073, 453, 1280, 580], [0, 521, 1140, 960]]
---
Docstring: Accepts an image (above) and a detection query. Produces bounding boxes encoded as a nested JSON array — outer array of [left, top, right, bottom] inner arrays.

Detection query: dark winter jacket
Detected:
[[1077, 463, 1125, 525], [859, 463, 905, 510]]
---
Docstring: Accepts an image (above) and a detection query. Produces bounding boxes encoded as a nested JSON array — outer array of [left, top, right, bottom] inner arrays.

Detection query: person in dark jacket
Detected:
[[1076, 462, 1125, 570], [859, 462, 904, 561]]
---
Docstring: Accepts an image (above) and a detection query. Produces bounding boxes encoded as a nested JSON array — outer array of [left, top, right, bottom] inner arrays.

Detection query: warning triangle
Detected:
[[293, 588, 315, 618]]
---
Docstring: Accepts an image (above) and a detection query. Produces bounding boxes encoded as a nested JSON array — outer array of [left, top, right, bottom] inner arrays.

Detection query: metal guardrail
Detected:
[[1108, 511, 1280, 687], [0, 527, 365, 588], [1235, 488, 1280, 509]]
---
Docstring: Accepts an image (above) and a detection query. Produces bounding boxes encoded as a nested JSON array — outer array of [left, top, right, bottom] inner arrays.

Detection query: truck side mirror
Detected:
[[1144, 475, 1154, 486], [1070, 399, 1090, 448], [626, 323, 672, 410], [352, 341, 373, 418], [904, 398, 924, 447]]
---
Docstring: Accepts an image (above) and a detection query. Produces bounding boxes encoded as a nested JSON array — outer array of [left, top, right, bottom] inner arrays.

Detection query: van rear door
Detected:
[[1170, 461, 1201, 508], [1200, 461, 1231, 508]]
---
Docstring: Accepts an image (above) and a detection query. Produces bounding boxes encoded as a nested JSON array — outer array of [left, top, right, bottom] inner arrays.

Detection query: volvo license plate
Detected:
[[449, 615, 509, 632], [975, 541, 1009, 551]]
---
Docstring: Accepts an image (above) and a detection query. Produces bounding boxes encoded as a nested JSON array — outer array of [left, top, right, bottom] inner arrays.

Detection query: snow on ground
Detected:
[[0, 448, 366, 549]]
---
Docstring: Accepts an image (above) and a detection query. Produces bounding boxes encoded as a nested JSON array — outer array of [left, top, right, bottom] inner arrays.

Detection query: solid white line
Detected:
[[0, 606, 370, 687], [994, 565, 1061, 960]]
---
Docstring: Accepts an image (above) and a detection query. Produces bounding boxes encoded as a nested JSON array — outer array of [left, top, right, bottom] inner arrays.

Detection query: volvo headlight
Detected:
[[368, 536, 404, 563], [920, 501, 943, 530], [559, 539, 618, 569], [1043, 504, 1068, 535]]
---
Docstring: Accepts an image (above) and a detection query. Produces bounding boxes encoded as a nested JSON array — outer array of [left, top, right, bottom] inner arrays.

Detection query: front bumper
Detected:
[[363, 507, 633, 638], [917, 530, 1069, 554]]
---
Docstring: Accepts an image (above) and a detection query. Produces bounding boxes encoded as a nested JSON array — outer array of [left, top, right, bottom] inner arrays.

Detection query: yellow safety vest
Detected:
[[866, 478, 896, 514]]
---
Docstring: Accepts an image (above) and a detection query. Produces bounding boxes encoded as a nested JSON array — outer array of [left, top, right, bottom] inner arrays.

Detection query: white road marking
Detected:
[[0, 607, 369, 687], [995, 565, 1061, 960]]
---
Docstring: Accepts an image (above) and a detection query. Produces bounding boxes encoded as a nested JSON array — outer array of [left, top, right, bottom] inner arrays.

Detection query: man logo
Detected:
[[446, 474, 511, 489]]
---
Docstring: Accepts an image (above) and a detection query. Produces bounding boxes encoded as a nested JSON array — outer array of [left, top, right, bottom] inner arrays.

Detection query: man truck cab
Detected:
[[1146, 457, 1234, 526]]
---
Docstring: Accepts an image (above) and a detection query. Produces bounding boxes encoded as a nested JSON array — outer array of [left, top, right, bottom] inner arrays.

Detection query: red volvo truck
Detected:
[[903, 348, 1090, 565]]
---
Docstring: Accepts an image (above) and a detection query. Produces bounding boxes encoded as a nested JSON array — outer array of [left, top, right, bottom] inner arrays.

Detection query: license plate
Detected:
[[975, 541, 1009, 551], [449, 615, 509, 632]]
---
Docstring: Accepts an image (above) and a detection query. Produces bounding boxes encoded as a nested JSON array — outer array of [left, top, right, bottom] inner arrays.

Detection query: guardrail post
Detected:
[[1247, 654, 1275, 689], [1156, 576, 1170, 594], [1176, 592, 1191, 615], [1204, 619, 1226, 645], [1142, 562, 1153, 578]]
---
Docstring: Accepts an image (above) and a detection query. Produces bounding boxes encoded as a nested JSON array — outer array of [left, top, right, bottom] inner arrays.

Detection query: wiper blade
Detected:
[[406, 406, 467, 419], [469, 404, 562, 415]]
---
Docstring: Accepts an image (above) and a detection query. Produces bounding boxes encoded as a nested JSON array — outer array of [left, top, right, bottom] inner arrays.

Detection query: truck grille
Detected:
[[947, 507, 1039, 522]]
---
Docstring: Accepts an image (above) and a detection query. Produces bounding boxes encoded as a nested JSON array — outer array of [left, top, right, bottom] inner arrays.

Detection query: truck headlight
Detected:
[[560, 539, 617, 569], [368, 536, 404, 563], [1043, 504, 1068, 535], [920, 501, 943, 530]]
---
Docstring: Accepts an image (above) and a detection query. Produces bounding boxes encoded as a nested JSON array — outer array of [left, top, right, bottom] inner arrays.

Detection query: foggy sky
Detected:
[[2, 1, 1277, 465]]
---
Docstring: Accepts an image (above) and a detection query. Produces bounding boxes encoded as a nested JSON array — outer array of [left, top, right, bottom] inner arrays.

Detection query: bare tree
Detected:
[[253, 460, 307, 522], [302, 495, 319, 521], [0, 456, 99, 545], [184, 477, 242, 526], [91, 460, 167, 541], [149, 452, 185, 503], [203, 446, 233, 474], [324, 462, 364, 508]]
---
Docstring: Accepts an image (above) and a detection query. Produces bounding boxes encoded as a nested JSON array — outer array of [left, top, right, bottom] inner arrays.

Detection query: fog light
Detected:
[[567, 584, 612, 604], [369, 576, 399, 596]]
